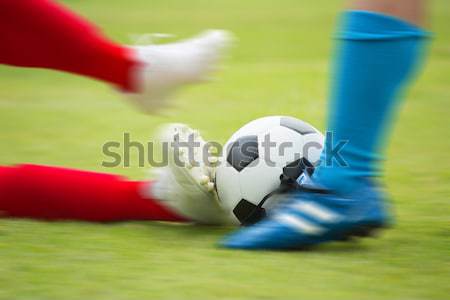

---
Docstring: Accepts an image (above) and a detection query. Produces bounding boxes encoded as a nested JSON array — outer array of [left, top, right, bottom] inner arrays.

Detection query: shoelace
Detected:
[[237, 158, 317, 226]]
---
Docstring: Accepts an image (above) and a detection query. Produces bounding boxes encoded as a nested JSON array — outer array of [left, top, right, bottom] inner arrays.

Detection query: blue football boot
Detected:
[[221, 174, 393, 250]]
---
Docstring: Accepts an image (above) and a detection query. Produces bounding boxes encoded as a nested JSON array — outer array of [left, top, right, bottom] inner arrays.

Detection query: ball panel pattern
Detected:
[[280, 116, 317, 135], [226, 135, 259, 172], [216, 116, 324, 225]]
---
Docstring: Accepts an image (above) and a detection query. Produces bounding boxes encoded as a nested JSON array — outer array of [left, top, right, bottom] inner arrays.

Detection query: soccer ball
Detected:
[[215, 116, 324, 225]]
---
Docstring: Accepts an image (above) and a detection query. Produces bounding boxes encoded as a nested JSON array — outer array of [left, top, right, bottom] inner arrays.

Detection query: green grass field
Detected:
[[1, 1, 449, 299]]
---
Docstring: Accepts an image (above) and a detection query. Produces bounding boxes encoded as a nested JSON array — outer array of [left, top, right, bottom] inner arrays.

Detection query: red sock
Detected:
[[0, 164, 187, 222], [0, 0, 140, 91]]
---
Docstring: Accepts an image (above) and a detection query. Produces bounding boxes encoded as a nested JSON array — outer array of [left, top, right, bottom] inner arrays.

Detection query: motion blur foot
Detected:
[[127, 30, 233, 113], [221, 173, 392, 250], [143, 123, 235, 225]]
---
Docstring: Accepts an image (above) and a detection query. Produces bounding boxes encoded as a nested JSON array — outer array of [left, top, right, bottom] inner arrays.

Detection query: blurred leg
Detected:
[[221, 0, 431, 250], [0, 165, 186, 222], [349, 0, 427, 26], [312, 0, 429, 193], [0, 1, 232, 113], [0, 0, 139, 91]]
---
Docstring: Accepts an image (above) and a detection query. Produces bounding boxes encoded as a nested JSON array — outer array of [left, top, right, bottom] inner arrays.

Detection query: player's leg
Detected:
[[0, 0, 231, 113], [222, 0, 430, 249], [0, 164, 186, 222], [308, 0, 430, 194], [0, 123, 232, 225], [0, 0, 135, 91], [350, 0, 426, 27]]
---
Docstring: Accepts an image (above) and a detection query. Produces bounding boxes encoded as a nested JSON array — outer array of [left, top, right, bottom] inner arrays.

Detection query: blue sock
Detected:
[[313, 10, 429, 194]]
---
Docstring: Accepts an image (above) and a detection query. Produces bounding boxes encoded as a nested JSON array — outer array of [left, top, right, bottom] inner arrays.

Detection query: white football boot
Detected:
[[141, 123, 237, 225], [127, 30, 233, 113]]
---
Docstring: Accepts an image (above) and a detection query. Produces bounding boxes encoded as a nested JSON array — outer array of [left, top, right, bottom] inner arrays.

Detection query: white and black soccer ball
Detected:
[[215, 116, 324, 225]]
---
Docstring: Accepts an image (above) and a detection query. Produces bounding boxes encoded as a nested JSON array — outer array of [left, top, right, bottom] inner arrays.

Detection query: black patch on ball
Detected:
[[233, 199, 267, 225], [280, 116, 316, 135], [227, 135, 259, 172], [283, 157, 315, 179]]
